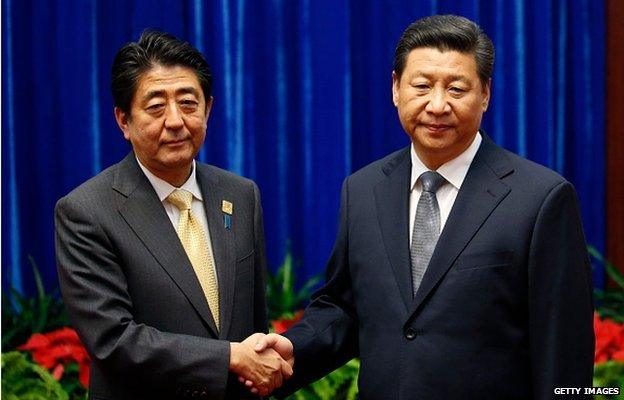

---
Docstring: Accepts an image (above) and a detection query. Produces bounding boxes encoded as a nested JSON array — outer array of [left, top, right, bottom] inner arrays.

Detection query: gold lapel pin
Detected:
[[222, 200, 233, 230], [222, 200, 233, 215]]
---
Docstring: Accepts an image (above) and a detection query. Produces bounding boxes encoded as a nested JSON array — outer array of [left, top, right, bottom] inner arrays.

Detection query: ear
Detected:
[[481, 78, 492, 112], [205, 96, 214, 118], [114, 107, 132, 140], [392, 71, 400, 107]]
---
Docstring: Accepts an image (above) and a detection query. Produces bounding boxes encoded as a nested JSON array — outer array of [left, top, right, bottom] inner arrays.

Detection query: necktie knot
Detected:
[[419, 171, 446, 193], [167, 189, 193, 211]]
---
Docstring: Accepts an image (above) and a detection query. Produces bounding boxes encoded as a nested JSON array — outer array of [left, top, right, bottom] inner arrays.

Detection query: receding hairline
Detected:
[[396, 47, 479, 77]]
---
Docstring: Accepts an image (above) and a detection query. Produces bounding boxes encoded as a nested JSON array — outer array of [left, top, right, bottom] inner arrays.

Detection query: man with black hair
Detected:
[[254, 15, 594, 399], [56, 30, 291, 400]]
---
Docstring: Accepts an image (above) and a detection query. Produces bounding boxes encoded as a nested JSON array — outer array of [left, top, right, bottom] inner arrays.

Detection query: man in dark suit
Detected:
[[253, 15, 594, 399], [55, 30, 291, 400]]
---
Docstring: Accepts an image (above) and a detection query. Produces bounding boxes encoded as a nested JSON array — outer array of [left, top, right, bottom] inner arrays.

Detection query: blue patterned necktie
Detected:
[[410, 171, 446, 296]]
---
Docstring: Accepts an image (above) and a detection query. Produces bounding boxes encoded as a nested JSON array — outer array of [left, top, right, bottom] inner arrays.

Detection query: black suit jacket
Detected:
[[55, 153, 267, 400], [282, 133, 594, 399]]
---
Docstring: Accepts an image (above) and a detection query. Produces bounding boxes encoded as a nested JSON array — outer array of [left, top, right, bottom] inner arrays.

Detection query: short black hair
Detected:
[[393, 15, 494, 85], [111, 29, 212, 114]]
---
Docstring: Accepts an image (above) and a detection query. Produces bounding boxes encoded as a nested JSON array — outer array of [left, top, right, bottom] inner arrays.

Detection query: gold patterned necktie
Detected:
[[167, 189, 220, 330]]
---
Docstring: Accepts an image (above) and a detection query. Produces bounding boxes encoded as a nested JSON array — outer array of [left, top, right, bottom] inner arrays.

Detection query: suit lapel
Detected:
[[196, 165, 237, 339], [374, 148, 413, 313], [113, 154, 219, 336], [410, 134, 513, 316]]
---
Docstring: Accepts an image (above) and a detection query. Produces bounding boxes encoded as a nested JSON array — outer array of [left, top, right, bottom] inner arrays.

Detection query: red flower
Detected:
[[271, 310, 304, 334], [19, 327, 90, 387], [594, 313, 624, 364]]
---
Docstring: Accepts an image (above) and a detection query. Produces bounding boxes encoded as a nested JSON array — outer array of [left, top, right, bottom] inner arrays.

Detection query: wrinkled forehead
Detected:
[[132, 64, 204, 102]]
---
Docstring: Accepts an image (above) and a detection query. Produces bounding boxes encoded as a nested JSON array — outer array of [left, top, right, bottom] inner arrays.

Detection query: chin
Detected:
[[161, 154, 194, 168], [413, 135, 452, 150]]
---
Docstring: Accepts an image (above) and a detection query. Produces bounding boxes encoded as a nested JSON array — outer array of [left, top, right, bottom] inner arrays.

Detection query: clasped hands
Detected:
[[229, 333, 294, 396]]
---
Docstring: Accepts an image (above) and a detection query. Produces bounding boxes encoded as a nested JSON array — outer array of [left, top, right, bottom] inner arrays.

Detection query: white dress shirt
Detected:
[[137, 158, 218, 281], [409, 132, 482, 245]]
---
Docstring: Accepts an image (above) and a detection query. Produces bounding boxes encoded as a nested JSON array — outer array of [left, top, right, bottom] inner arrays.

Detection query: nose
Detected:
[[425, 88, 451, 115], [164, 104, 184, 130]]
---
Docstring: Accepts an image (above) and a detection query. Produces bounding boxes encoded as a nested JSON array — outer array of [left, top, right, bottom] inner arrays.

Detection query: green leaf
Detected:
[[590, 246, 624, 289], [266, 250, 322, 320], [2, 258, 70, 351], [287, 359, 360, 400], [30, 256, 46, 300], [591, 246, 624, 325], [1, 351, 69, 400], [593, 361, 624, 399]]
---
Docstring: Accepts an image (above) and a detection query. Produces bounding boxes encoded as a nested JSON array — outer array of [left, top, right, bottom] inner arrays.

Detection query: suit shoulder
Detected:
[[500, 148, 570, 189], [348, 147, 409, 185], [198, 163, 258, 194], [56, 163, 120, 209]]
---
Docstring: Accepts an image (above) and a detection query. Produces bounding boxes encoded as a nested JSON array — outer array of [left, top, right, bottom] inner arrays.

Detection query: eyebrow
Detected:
[[142, 87, 201, 102], [412, 72, 471, 84]]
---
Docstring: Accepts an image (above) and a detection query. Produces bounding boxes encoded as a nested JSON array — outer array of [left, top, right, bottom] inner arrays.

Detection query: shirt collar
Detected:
[[136, 157, 204, 202], [410, 132, 482, 191]]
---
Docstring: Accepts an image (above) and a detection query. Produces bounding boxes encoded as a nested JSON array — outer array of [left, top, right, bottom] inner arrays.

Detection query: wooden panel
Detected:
[[606, 0, 624, 271]]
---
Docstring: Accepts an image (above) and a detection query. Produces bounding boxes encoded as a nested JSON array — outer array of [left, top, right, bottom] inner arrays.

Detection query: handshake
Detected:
[[228, 333, 294, 397]]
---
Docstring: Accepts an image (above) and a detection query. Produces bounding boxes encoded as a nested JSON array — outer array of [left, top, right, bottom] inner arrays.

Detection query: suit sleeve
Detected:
[[252, 182, 269, 333], [278, 177, 359, 394], [55, 195, 231, 398], [528, 181, 594, 398]]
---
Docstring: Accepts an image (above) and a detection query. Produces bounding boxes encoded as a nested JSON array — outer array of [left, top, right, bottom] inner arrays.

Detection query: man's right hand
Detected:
[[228, 333, 293, 397], [237, 333, 295, 394]]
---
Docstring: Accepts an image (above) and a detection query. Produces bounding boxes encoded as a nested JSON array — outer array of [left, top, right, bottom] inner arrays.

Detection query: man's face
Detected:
[[115, 64, 212, 184], [392, 47, 490, 169]]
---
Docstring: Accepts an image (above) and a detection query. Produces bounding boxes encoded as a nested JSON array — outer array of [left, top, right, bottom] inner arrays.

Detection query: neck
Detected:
[[157, 168, 192, 187], [138, 158, 193, 187], [413, 133, 478, 170], [413, 148, 454, 170]]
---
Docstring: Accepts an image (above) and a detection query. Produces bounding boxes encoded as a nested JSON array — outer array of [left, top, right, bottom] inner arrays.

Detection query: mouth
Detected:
[[163, 139, 189, 146], [423, 124, 453, 133]]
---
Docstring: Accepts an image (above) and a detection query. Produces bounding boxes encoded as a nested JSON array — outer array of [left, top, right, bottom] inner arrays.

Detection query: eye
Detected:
[[179, 99, 199, 110], [411, 83, 430, 95], [449, 86, 466, 93], [146, 103, 165, 112]]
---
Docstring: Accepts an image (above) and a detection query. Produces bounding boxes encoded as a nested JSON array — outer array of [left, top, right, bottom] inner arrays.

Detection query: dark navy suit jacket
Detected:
[[282, 133, 594, 399]]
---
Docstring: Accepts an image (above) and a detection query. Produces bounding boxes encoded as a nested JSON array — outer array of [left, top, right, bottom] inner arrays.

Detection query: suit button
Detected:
[[405, 328, 417, 340]]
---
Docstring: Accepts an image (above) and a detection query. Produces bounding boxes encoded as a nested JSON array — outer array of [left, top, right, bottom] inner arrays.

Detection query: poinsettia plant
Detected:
[[594, 313, 624, 364], [266, 251, 321, 321], [272, 310, 305, 334], [591, 246, 624, 323], [9, 248, 624, 399], [2, 257, 70, 352], [267, 254, 359, 399], [19, 327, 90, 388], [2, 261, 89, 399], [590, 247, 624, 396]]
